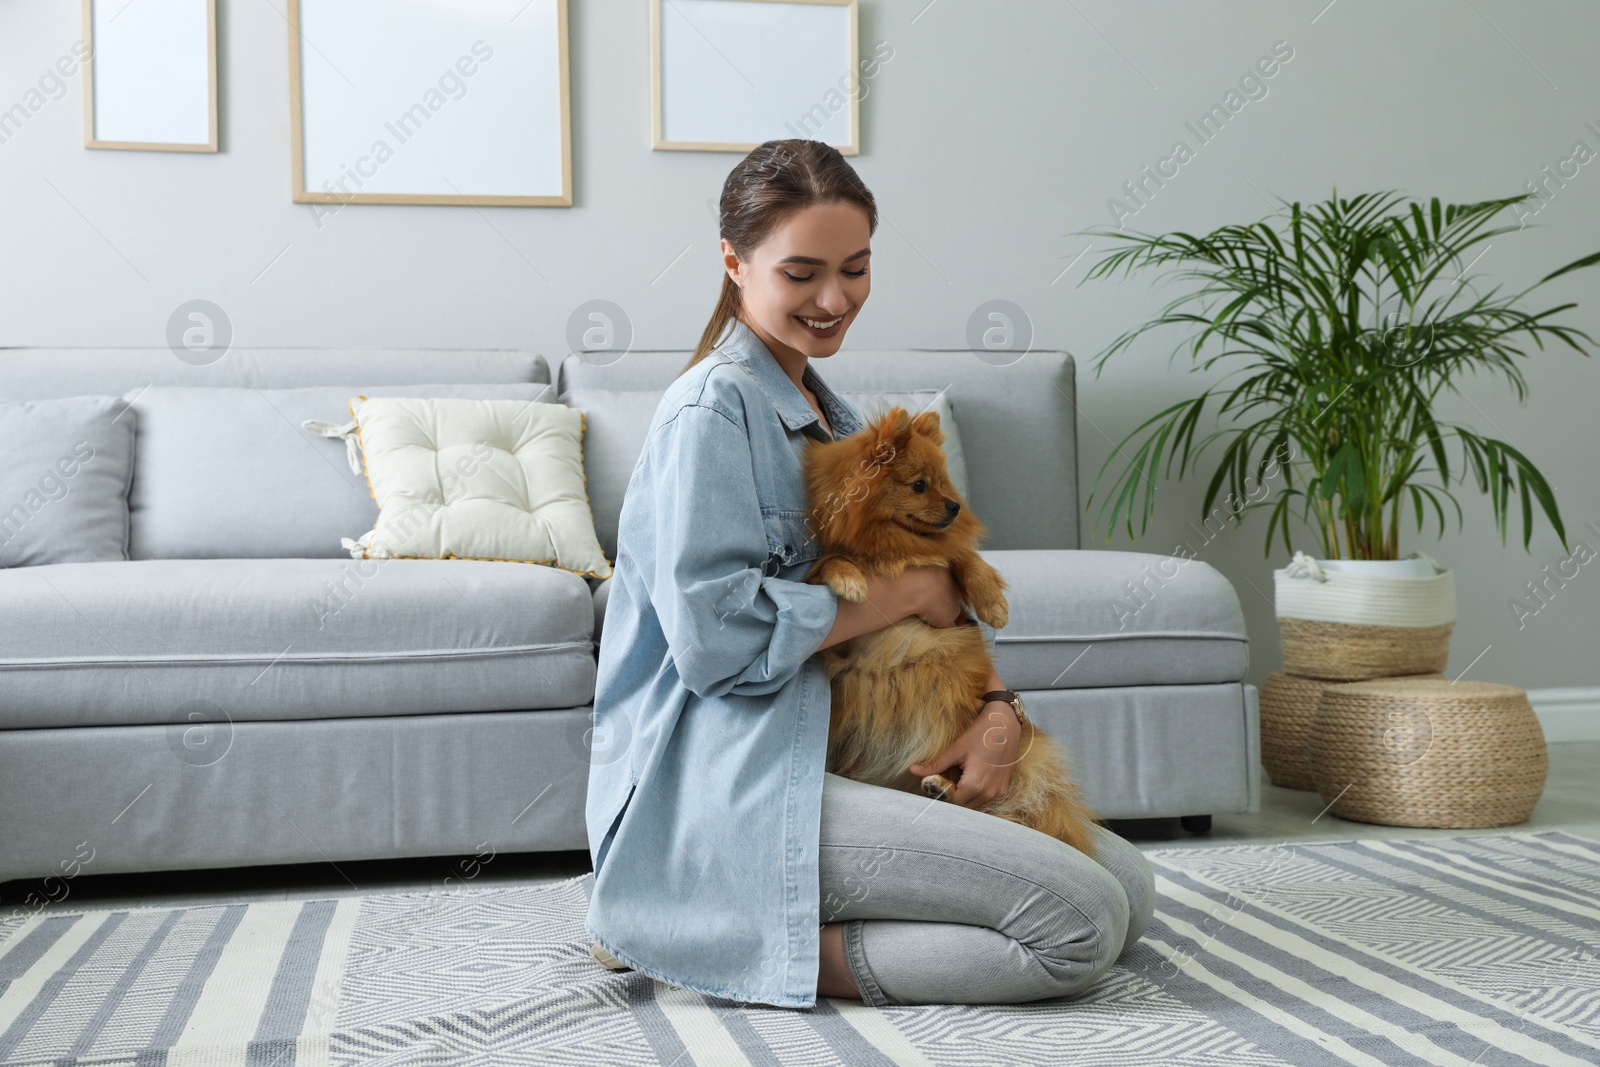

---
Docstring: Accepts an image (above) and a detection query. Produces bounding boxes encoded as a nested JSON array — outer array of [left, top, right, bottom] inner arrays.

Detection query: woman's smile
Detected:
[[794, 313, 846, 338]]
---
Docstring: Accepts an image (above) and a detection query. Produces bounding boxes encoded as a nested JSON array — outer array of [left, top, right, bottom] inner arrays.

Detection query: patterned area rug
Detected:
[[1, 830, 1597, 1066]]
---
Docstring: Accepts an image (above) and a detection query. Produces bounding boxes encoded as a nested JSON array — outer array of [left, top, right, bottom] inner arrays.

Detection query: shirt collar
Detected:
[[713, 318, 863, 440]]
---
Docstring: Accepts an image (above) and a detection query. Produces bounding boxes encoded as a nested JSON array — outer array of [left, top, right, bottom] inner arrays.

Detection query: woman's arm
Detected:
[[637, 403, 843, 699], [813, 567, 964, 652]]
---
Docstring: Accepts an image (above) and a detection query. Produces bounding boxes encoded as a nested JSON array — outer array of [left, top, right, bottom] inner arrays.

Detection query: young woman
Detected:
[[584, 139, 1154, 1009]]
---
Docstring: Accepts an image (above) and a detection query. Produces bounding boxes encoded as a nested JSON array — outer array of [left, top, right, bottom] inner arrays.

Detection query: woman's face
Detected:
[[723, 200, 871, 361]]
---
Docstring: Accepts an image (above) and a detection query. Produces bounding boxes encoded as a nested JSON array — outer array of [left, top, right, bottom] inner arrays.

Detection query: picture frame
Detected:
[[287, 0, 572, 208], [651, 0, 860, 155], [83, 0, 219, 152]]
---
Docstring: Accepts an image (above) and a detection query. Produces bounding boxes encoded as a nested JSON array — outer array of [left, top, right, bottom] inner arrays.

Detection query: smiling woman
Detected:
[[583, 138, 1155, 1011], [685, 141, 874, 371]]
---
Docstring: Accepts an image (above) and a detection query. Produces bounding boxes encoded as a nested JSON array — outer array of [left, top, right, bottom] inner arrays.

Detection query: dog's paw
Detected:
[[953, 558, 1009, 628], [920, 774, 956, 802], [819, 558, 871, 602], [974, 596, 1009, 629], [827, 573, 870, 602]]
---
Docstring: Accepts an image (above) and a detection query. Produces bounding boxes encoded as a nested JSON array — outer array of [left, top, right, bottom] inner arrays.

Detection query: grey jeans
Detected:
[[818, 771, 1156, 1007]]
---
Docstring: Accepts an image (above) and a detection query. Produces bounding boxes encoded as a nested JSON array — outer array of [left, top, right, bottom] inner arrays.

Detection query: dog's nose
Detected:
[[944, 500, 960, 517]]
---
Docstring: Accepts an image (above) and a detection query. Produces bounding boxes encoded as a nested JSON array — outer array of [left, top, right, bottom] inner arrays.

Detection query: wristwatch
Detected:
[[980, 689, 1027, 728]]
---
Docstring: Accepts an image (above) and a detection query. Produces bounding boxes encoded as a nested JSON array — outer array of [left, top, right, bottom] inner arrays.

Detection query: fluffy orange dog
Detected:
[[802, 406, 1103, 859]]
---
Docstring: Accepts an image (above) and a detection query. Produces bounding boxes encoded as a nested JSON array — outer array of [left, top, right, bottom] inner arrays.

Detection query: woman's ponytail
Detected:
[[688, 274, 743, 375]]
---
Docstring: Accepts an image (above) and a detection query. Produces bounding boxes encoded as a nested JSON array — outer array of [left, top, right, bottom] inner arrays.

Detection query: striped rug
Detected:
[[2, 830, 1598, 1065]]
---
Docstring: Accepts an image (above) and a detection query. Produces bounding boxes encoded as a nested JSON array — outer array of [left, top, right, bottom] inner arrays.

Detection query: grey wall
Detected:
[[2, 1, 1596, 706]]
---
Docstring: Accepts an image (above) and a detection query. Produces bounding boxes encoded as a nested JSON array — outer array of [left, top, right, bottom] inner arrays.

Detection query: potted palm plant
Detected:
[[1078, 190, 1598, 679]]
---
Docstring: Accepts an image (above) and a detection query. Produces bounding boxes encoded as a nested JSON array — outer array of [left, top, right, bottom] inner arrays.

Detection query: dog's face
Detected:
[[803, 406, 984, 556]]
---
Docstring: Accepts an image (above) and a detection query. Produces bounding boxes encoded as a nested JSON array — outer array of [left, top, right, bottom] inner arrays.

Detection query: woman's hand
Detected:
[[903, 565, 964, 628], [815, 565, 964, 652], [908, 698, 1022, 810]]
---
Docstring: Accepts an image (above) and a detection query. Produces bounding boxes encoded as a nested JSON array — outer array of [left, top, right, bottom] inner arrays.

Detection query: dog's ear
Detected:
[[910, 409, 944, 446], [867, 407, 911, 455], [887, 407, 914, 445]]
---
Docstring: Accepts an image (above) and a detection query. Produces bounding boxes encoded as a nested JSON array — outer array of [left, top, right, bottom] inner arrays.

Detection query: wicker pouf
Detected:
[[1261, 670, 1443, 791], [1307, 679, 1548, 828], [1278, 617, 1454, 680]]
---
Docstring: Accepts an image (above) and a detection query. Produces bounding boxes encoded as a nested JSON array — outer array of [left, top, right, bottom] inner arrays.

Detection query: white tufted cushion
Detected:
[[340, 396, 612, 579]]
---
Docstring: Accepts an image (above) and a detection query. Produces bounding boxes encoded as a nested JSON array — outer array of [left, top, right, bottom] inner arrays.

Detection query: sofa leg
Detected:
[[1180, 814, 1212, 834]]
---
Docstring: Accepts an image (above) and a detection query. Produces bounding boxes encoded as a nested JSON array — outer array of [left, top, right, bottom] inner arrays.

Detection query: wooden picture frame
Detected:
[[288, 0, 572, 208], [83, 0, 219, 152], [651, 0, 859, 155]]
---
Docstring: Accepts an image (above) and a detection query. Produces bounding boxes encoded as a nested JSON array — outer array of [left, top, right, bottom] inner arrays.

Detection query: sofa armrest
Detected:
[[976, 548, 1249, 691]]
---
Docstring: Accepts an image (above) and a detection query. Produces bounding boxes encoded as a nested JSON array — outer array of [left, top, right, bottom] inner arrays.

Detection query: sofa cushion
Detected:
[[981, 550, 1249, 690], [558, 348, 1079, 552], [0, 348, 546, 399], [592, 575, 612, 645], [0, 558, 596, 730], [585, 548, 1248, 691], [342, 396, 613, 580], [0, 396, 136, 567], [122, 383, 554, 560], [562, 387, 968, 561], [558, 390, 654, 562]]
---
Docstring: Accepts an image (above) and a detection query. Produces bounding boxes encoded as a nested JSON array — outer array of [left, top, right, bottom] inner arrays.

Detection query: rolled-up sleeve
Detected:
[[639, 402, 839, 699]]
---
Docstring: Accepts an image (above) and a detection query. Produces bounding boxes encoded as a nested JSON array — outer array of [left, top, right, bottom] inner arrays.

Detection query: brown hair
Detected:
[[682, 139, 877, 375]]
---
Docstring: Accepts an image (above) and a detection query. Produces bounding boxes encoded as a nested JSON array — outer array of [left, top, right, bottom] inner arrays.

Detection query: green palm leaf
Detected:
[[1074, 190, 1598, 559]]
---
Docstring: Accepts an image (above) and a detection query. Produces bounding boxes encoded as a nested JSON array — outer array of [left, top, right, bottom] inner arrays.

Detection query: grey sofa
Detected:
[[0, 345, 1258, 885]]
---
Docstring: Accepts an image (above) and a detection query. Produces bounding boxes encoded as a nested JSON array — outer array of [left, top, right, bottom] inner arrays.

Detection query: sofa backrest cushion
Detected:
[[0, 396, 136, 566], [124, 383, 554, 560], [0, 349, 545, 398], [554, 390, 656, 564], [562, 387, 971, 562], [558, 348, 1080, 552]]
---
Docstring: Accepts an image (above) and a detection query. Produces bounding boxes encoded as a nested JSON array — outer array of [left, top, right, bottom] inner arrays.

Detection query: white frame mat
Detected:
[[83, 0, 218, 152], [288, 0, 572, 207], [652, 0, 859, 154]]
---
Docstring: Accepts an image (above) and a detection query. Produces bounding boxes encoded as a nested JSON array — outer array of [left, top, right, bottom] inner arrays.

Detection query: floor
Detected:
[[5, 741, 1597, 915]]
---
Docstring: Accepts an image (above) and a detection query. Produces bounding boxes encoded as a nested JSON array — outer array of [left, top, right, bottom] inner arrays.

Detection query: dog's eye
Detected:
[[910, 479, 927, 494]]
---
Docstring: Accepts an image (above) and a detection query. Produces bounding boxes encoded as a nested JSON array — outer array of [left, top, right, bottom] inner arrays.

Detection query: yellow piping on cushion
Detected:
[[347, 396, 614, 580]]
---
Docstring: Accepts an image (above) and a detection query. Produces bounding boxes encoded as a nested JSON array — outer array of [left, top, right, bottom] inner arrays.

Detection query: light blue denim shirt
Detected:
[[584, 317, 866, 1009]]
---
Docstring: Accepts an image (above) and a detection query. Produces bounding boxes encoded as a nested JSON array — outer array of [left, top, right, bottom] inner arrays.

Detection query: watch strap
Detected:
[[980, 689, 1027, 726]]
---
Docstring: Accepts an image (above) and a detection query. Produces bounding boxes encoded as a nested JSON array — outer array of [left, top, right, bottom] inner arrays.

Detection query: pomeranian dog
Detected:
[[801, 406, 1104, 859]]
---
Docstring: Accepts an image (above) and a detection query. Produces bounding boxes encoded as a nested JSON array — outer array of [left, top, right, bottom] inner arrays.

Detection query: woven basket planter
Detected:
[[1260, 670, 1443, 791], [1307, 678, 1548, 828], [1275, 552, 1455, 680]]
